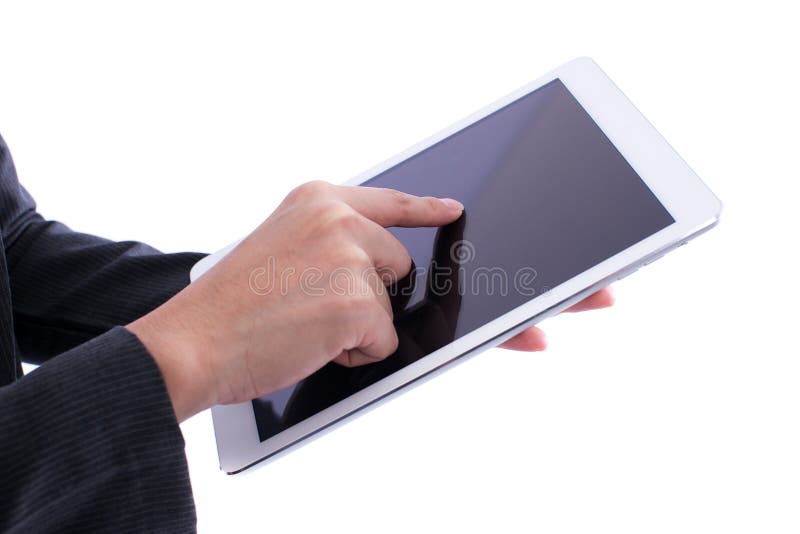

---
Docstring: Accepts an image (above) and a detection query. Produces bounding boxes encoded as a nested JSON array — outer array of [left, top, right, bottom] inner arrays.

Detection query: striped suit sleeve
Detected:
[[4, 206, 206, 363], [0, 326, 196, 533], [1, 132, 206, 363], [1, 133, 202, 532]]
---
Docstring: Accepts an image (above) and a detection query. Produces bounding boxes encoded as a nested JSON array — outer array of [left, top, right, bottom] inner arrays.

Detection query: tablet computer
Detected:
[[190, 57, 721, 474]]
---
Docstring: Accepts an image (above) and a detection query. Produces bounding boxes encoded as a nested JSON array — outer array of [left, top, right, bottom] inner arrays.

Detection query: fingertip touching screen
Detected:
[[251, 79, 674, 441]]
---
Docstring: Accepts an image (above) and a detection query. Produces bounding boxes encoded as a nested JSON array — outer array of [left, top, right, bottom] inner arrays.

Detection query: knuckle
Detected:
[[374, 317, 399, 359], [387, 188, 411, 205], [311, 201, 359, 236], [332, 245, 369, 269], [329, 208, 365, 235], [387, 327, 399, 354], [288, 180, 330, 203], [387, 189, 413, 214], [397, 246, 413, 274], [381, 238, 412, 279]]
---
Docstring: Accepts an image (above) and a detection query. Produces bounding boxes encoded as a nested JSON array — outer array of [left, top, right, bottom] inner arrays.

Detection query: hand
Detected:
[[128, 181, 615, 423], [497, 287, 615, 351], [128, 181, 465, 422]]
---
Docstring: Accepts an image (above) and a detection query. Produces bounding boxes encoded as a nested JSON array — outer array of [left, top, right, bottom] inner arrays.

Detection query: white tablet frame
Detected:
[[190, 57, 722, 474]]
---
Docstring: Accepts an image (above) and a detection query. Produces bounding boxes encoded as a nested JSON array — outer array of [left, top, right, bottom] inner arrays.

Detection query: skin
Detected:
[[127, 181, 614, 422]]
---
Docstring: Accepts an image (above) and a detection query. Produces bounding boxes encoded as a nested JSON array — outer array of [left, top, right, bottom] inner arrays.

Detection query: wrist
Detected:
[[127, 302, 219, 423]]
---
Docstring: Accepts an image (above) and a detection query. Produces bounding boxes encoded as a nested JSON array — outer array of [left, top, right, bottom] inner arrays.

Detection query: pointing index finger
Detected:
[[337, 185, 463, 228]]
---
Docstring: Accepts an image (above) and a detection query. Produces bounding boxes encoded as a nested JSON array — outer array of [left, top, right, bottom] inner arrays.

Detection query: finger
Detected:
[[565, 287, 615, 313], [371, 284, 394, 321], [498, 326, 548, 351], [333, 304, 398, 367], [356, 217, 413, 283], [333, 348, 381, 367], [352, 273, 395, 319], [336, 185, 464, 228]]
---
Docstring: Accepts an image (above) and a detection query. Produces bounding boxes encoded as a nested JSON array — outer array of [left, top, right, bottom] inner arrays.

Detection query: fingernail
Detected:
[[439, 198, 463, 211]]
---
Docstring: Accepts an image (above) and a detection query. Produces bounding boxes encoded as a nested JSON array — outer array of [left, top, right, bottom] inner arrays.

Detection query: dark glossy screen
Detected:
[[252, 79, 674, 441]]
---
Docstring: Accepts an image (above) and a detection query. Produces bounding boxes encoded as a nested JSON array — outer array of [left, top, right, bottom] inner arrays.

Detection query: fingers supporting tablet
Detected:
[[498, 287, 615, 351], [565, 287, 615, 313], [499, 325, 547, 351]]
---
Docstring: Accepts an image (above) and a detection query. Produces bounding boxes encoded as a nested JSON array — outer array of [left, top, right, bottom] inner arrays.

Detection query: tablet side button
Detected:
[[643, 253, 665, 266]]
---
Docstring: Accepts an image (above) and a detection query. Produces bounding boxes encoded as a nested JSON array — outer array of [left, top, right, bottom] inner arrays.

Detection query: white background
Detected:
[[1, 1, 798, 532]]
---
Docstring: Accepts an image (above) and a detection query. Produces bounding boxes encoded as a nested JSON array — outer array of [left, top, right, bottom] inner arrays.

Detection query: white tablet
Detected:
[[190, 57, 721, 474]]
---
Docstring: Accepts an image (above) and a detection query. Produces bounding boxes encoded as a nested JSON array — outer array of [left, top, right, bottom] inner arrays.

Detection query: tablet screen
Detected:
[[252, 78, 674, 441]]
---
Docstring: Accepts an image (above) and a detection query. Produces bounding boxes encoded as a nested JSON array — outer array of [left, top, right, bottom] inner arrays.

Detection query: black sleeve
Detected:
[[0, 326, 197, 533], [0, 133, 202, 532], [0, 133, 206, 362]]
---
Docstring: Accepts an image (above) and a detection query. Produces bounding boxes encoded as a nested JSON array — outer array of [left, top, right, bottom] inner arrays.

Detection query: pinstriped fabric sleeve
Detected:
[[0, 326, 196, 533], [1, 131, 206, 363]]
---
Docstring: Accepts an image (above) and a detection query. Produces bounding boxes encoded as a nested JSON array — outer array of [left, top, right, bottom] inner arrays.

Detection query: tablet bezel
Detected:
[[191, 57, 721, 474]]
